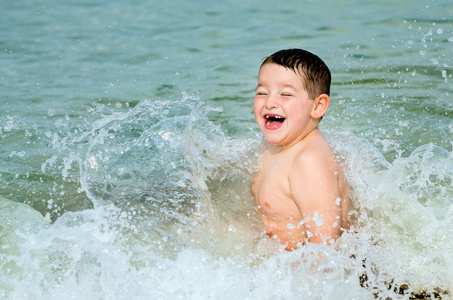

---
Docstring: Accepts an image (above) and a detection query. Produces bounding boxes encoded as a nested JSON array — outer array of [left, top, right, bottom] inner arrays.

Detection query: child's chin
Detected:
[[264, 137, 285, 146]]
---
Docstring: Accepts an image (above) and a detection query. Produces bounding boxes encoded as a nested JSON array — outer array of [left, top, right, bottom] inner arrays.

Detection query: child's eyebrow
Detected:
[[280, 83, 297, 90], [255, 82, 297, 90]]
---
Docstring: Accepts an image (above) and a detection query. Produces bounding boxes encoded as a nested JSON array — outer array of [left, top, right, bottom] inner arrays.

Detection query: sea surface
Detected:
[[1, 0, 453, 299]]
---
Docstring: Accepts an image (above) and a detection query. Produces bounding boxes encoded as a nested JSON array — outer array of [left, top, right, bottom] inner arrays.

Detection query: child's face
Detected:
[[254, 63, 317, 146]]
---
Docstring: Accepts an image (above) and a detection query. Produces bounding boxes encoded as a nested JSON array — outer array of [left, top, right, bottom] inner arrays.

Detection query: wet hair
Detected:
[[261, 48, 331, 99]]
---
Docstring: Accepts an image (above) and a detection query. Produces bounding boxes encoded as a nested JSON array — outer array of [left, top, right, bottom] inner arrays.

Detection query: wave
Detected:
[[1, 94, 452, 299]]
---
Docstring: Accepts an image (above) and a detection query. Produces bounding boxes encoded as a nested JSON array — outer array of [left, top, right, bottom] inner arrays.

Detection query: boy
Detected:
[[251, 49, 350, 250]]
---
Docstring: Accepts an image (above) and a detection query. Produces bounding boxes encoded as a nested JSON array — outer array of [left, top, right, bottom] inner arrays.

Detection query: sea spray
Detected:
[[70, 94, 264, 257], [327, 131, 453, 297], [1, 95, 452, 299]]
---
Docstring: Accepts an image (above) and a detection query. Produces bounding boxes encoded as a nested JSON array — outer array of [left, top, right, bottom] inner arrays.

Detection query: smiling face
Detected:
[[254, 63, 319, 147]]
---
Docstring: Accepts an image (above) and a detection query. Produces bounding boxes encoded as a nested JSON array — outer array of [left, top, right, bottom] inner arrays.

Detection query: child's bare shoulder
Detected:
[[291, 132, 337, 171]]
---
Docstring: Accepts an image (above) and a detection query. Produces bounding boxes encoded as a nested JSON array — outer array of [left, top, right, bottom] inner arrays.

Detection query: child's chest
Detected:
[[252, 153, 295, 213]]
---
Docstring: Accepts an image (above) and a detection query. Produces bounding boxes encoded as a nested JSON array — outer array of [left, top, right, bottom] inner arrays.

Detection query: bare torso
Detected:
[[251, 129, 350, 250]]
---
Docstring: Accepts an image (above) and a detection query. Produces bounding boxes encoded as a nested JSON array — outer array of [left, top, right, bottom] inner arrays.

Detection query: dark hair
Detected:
[[261, 49, 331, 99]]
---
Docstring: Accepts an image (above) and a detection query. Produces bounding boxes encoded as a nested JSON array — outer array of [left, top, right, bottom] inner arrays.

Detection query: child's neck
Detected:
[[269, 127, 320, 154]]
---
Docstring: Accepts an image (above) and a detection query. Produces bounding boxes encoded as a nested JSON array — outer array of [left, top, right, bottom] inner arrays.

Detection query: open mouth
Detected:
[[264, 114, 285, 129]]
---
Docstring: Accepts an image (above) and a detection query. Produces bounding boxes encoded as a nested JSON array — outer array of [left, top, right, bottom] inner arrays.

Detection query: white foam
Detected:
[[2, 98, 452, 299]]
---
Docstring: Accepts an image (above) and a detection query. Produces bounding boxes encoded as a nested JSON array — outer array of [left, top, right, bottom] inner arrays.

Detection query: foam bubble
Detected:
[[2, 98, 452, 299]]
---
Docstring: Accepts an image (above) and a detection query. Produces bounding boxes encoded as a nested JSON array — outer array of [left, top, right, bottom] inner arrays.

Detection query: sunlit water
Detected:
[[1, 0, 453, 299]]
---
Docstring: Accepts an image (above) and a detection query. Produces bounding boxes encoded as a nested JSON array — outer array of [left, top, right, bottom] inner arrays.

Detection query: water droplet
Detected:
[[313, 211, 323, 227]]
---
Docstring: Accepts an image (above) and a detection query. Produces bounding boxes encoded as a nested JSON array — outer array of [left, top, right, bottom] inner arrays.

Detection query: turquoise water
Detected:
[[1, 0, 453, 298]]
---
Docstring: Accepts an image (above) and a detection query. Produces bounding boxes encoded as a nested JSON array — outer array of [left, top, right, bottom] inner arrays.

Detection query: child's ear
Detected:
[[311, 94, 330, 119]]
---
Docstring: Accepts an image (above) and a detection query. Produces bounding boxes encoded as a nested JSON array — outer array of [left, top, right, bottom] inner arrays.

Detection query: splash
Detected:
[[1, 95, 452, 299], [327, 131, 453, 297], [70, 94, 264, 257]]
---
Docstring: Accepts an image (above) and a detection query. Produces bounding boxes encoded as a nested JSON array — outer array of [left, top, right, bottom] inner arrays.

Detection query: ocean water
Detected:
[[1, 0, 453, 298]]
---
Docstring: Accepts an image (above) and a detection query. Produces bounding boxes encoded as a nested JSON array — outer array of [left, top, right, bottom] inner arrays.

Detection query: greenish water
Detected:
[[1, 0, 452, 298]]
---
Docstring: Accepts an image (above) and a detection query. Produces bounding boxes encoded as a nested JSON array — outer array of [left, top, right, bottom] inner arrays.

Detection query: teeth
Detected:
[[265, 115, 284, 126]]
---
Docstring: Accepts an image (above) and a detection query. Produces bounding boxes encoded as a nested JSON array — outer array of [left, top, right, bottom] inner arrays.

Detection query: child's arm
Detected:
[[289, 149, 343, 245]]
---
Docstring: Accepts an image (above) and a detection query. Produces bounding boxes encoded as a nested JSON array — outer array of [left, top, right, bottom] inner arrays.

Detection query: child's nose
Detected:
[[265, 94, 279, 109]]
